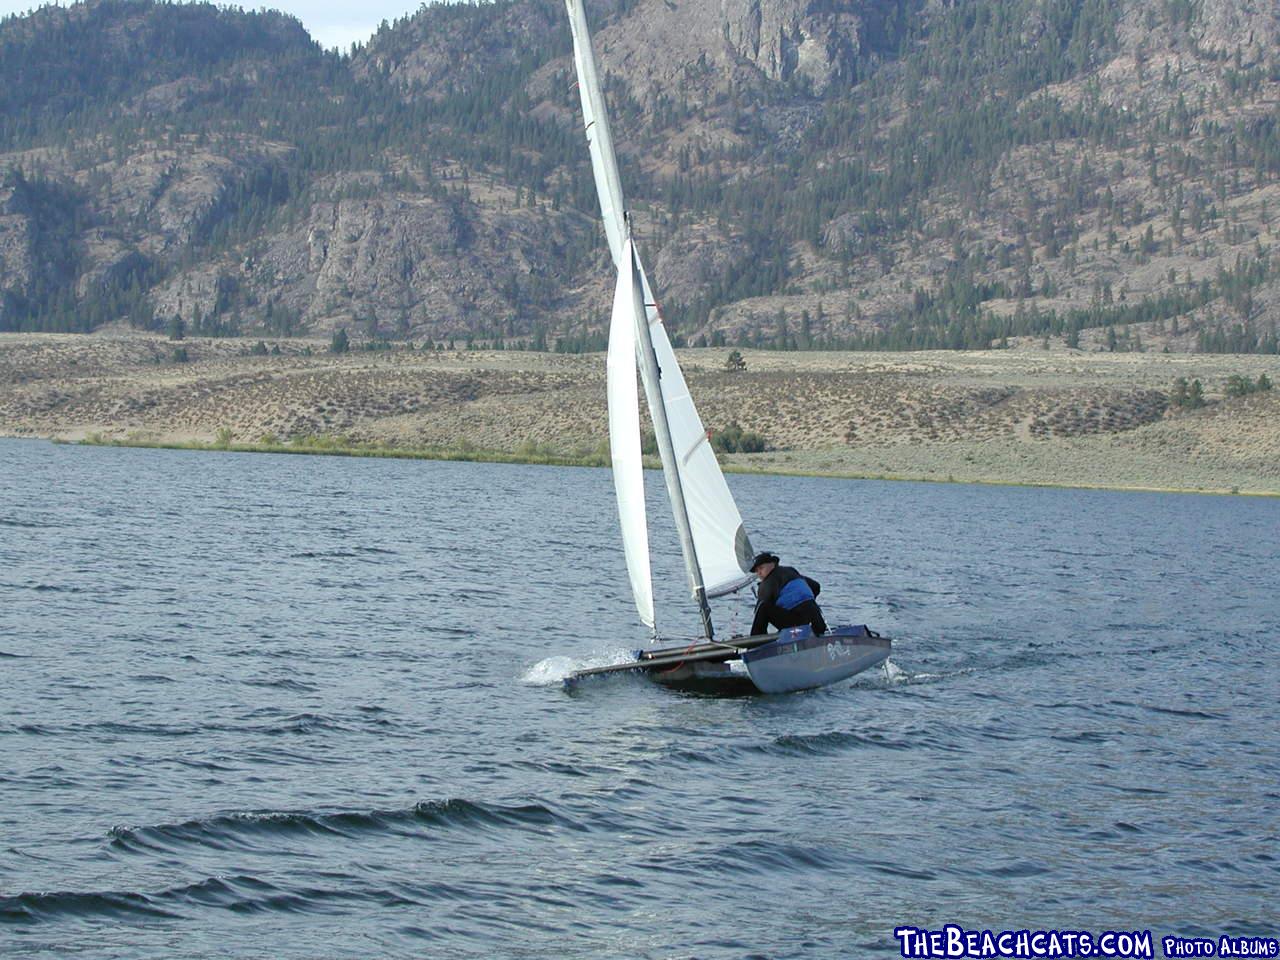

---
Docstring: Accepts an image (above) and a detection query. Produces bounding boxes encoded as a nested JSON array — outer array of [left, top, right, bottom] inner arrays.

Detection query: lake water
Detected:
[[1, 439, 1276, 958]]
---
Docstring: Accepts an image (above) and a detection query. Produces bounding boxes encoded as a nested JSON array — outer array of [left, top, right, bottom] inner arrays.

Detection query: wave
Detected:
[[869, 657, 957, 686], [1139, 703, 1228, 721], [521, 650, 636, 685], [637, 837, 844, 880], [0, 873, 416, 925], [241, 677, 319, 693], [715, 837, 843, 874], [862, 860, 940, 881], [1049, 730, 1115, 744], [761, 729, 922, 756], [982, 859, 1052, 878], [288, 546, 397, 560], [1, 889, 182, 924], [0, 517, 53, 528], [880, 658, 909, 683], [108, 798, 584, 856], [10, 712, 381, 739], [236, 712, 350, 735], [637, 723, 941, 767]]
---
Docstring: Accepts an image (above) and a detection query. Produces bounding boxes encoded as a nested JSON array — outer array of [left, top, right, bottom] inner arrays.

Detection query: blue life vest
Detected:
[[776, 577, 815, 610]]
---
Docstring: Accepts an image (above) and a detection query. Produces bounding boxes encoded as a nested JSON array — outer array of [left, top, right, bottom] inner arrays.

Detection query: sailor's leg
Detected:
[[784, 599, 826, 635], [770, 606, 812, 630]]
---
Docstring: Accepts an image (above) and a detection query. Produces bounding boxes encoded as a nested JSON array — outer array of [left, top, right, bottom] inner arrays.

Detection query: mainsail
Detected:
[[564, 0, 755, 622], [635, 262, 756, 597]]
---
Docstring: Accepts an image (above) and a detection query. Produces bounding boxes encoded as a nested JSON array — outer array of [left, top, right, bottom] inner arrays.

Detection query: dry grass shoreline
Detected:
[[55, 434, 1278, 498], [3, 332, 1278, 495]]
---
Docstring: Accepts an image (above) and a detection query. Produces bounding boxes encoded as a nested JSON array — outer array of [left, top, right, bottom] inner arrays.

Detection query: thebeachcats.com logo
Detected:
[[893, 926, 1279, 959], [893, 926, 1156, 958]]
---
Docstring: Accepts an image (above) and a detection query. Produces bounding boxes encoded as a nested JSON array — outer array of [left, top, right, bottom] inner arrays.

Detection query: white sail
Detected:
[[565, 0, 755, 604], [635, 261, 756, 597], [566, 0, 755, 623], [608, 268, 655, 628], [564, 0, 627, 269]]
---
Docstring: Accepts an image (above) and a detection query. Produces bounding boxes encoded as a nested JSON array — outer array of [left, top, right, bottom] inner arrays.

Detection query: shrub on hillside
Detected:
[[1224, 373, 1272, 398], [710, 422, 767, 453], [1170, 376, 1206, 409]]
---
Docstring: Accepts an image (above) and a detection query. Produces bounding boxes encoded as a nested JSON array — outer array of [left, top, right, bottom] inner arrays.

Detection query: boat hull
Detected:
[[742, 625, 890, 694], [646, 659, 758, 696], [564, 626, 890, 695]]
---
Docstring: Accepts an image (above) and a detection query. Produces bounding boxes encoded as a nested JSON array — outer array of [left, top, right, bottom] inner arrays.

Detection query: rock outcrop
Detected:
[[1195, 0, 1279, 64], [573, 0, 883, 106], [0, 182, 39, 321], [2, 0, 1279, 353]]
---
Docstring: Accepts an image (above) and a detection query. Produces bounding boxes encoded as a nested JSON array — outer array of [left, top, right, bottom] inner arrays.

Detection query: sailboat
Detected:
[[561, 0, 890, 693]]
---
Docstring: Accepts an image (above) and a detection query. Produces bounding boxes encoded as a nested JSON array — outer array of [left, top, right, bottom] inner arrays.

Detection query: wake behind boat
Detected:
[[560, 0, 890, 694]]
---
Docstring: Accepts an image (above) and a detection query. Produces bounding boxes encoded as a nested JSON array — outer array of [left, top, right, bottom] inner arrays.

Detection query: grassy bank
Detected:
[[73, 432, 614, 469], [68, 432, 1277, 497], [6, 335, 1277, 495]]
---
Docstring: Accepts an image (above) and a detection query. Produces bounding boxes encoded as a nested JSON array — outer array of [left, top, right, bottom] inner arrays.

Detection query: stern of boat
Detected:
[[742, 625, 890, 694]]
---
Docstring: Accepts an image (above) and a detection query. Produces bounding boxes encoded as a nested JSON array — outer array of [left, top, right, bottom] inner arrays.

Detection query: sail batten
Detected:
[[681, 434, 708, 466]]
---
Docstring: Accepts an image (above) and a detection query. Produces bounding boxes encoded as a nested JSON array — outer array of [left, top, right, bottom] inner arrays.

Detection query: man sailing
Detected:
[[748, 552, 828, 637]]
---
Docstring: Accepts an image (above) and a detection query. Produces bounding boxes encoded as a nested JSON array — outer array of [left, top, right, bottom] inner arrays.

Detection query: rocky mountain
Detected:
[[1, 0, 1278, 353]]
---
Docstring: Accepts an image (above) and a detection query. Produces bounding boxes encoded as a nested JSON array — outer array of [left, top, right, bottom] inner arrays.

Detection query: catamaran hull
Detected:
[[741, 626, 891, 694], [646, 659, 758, 695], [564, 626, 890, 694]]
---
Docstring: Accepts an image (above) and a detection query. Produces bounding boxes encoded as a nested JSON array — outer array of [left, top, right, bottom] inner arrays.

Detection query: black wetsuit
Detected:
[[750, 565, 827, 636]]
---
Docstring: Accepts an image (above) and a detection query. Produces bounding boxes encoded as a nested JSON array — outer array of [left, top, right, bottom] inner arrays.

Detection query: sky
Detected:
[[0, 0, 422, 53]]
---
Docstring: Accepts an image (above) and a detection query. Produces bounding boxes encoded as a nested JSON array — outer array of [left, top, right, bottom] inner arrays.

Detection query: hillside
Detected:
[[0, 0, 1278, 354], [2, 333, 1277, 494]]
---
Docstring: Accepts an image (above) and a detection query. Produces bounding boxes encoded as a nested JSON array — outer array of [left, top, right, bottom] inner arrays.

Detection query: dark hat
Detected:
[[749, 552, 779, 572]]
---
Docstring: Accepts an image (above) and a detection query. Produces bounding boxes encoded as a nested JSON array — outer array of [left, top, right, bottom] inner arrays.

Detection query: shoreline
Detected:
[[3, 334, 1278, 497], [18, 433, 1272, 498]]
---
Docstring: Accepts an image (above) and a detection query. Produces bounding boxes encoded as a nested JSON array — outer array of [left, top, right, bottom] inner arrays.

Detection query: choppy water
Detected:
[[0, 439, 1276, 958]]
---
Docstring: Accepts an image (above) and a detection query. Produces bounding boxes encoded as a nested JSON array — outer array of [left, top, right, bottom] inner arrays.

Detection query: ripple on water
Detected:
[[107, 798, 589, 856], [1, 889, 182, 924], [2, 442, 1276, 956], [0, 874, 440, 925]]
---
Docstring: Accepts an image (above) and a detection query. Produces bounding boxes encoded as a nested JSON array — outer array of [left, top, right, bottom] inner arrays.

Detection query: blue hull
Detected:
[[742, 625, 890, 694]]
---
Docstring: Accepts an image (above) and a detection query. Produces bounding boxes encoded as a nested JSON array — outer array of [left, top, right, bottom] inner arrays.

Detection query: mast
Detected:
[[566, 0, 744, 634], [625, 234, 715, 641]]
